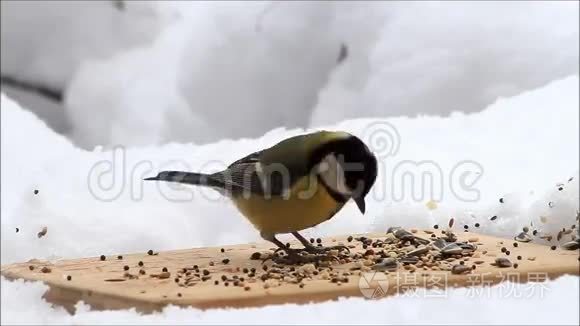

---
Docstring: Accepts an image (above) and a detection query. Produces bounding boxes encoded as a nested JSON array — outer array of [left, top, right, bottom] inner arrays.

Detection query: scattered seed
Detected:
[[517, 255, 522, 260], [162, 267, 168, 272], [464, 225, 469, 230], [499, 197, 504, 203], [505, 251, 510, 256], [513, 242, 518, 248], [28, 265, 34, 271], [123, 265, 129, 271], [433, 224, 439, 229], [138, 261, 144, 267], [250, 252, 261, 260], [37, 226, 48, 238], [100, 255, 106, 261], [501, 247, 507, 253], [203, 269, 210, 276], [34, 190, 39, 195], [299, 283, 305, 288], [490, 216, 498, 221], [449, 218, 455, 228], [474, 223, 480, 228], [533, 230, 538, 236], [15, 228, 19, 233], [528, 256, 536, 261], [494, 257, 512, 268], [548, 202, 554, 208], [209, 261, 215, 266], [139, 269, 146, 275], [513, 263, 518, 269], [66, 275, 72, 281], [222, 258, 230, 265], [147, 250, 153, 255], [550, 245, 557, 250], [41, 266, 51, 273], [347, 236, 353, 242], [244, 286, 251, 291], [117, 255, 123, 260], [177, 292, 182, 297]]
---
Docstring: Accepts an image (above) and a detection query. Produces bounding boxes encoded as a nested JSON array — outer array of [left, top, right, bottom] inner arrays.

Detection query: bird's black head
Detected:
[[309, 132, 378, 214]]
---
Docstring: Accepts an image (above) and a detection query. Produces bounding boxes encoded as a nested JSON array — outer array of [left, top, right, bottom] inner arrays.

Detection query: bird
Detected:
[[144, 130, 378, 262]]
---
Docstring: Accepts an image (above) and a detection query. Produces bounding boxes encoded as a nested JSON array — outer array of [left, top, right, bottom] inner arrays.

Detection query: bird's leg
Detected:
[[291, 231, 350, 254]]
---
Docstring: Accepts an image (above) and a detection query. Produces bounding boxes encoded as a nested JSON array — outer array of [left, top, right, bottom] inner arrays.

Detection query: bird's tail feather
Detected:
[[144, 171, 221, 187]]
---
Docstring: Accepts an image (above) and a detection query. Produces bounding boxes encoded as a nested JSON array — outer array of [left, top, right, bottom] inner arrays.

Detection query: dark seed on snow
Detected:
[[533, 230, 538, 236], [464, 225, 469, 230], [34, 190, 39, 195], [147, 250, 153, 255], [499, 197, 504, 203], [475, 223, 480, 228], [66, 275, 72, 281], [16, 228, 19, 233], [220, 248, 225, 253], [558, 187, 563, 191], [117, 255, 123, 260], [347, 236, 353, 242], [550, 245, 557, 250], [100, 255, 106, 261], [433, 224, 439, 229], [490, 216, 498, 221]]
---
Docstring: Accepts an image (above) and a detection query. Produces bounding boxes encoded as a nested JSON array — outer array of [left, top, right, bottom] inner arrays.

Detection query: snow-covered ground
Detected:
[[1, 74, 579, 324]]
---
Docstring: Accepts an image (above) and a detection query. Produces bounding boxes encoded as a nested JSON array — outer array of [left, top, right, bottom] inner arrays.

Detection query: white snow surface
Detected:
[[2, 1, 578, 148], [1, 75, 579, 324]]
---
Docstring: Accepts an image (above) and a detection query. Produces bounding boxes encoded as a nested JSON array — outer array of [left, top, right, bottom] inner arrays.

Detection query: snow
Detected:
[[2, 1, 578, 148], [1, 74, 578, 324]]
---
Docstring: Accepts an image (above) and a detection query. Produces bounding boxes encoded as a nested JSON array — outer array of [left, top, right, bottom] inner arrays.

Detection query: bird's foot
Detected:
[[264, 248, 340, 265], [302, 244, 351, 255]]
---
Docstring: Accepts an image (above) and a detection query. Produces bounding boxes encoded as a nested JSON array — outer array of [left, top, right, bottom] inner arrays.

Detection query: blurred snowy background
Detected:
[[1, 1, 578, 148], [1, 1, 579, 324]]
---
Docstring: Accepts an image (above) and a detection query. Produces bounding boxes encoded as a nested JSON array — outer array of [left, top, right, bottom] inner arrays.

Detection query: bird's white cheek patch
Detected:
[[318, 154, 352, 195]]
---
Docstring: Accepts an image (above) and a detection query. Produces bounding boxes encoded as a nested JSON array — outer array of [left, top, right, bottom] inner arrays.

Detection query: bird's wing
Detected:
[[209, 161, 296, 196]]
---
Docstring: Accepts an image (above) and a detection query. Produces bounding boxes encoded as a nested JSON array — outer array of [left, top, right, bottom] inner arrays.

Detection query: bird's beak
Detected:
[[354, 196, 366, 214], [144, 176, 159, 181]]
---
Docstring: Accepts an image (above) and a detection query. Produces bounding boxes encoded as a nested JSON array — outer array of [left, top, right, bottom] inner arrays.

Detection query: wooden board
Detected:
[[1, 231, 578, 314]]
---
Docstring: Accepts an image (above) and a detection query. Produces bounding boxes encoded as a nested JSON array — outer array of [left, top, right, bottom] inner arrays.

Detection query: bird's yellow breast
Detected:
[[231, 176, 343, 234]]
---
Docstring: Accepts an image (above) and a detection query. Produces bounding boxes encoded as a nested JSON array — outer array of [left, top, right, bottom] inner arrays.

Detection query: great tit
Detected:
[[145, 131, 378, 259]]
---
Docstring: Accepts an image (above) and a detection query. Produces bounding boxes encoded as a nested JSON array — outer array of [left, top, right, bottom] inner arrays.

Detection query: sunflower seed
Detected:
[[494, 258, 512, 268], [514, 232, 532, 243]]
